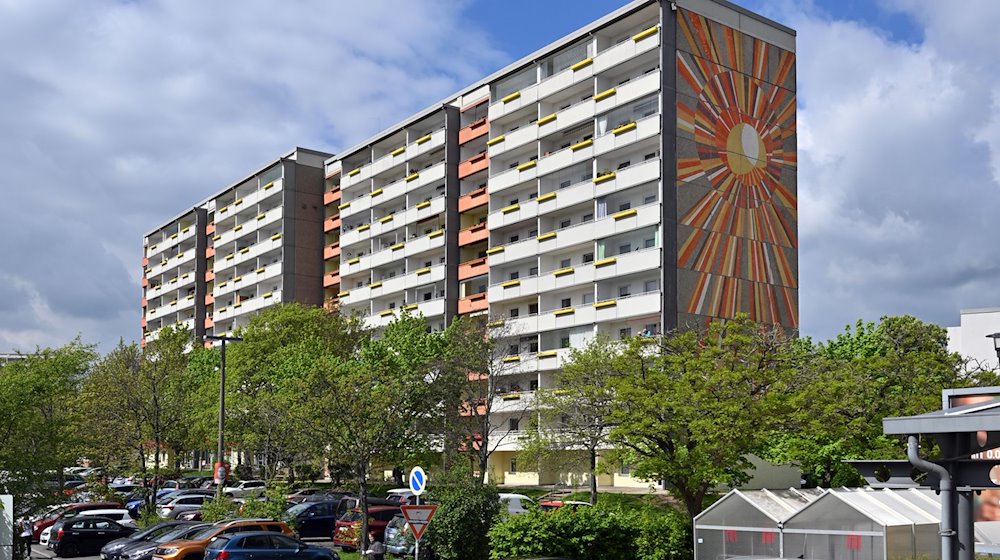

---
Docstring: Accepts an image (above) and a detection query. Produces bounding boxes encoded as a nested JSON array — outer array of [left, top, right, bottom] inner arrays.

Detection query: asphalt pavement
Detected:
[[30, 539, 340, 560]]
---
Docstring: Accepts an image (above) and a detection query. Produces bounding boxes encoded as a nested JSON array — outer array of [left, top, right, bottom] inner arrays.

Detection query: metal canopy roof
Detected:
[[883, 397, 1000, 435]]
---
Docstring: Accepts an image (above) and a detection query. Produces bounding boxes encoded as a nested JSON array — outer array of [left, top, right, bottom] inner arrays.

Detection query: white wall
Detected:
[[947, 308, 1000, 369]]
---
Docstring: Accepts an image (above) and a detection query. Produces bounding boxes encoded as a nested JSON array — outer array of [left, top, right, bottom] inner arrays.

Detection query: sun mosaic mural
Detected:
[[675, 9, 798, 329]]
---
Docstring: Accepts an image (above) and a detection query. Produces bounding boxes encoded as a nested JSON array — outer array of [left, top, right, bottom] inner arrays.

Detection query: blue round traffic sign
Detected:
[[409, 466, 427, 496]]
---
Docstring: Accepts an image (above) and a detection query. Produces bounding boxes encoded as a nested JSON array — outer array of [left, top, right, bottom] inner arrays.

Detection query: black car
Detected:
[[100, 521, 195, 560], [115, 523, 210, 560], [283, 500, 343, 539], [50, 516, 135, 557]]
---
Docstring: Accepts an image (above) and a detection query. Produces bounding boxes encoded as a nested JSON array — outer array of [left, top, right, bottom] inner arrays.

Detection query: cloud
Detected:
[[0, 0, 505, 353]]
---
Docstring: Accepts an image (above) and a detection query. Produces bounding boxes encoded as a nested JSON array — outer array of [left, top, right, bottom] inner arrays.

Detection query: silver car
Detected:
[[157, 494, 210, 519]]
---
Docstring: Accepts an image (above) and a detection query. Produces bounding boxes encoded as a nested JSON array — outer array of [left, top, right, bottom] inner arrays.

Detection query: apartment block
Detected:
[[324, 0, 796, 485], [142, 148, 331, 345]]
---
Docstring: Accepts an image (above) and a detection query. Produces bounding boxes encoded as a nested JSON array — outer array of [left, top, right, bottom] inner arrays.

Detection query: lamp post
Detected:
[[987, 333, 1000, 367], [205, 334, 243, 497]]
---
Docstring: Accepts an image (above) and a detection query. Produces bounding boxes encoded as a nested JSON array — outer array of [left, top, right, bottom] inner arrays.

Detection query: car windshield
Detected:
[[156, 525, 206, 543], [190, 526, 220, 541], [339, 511, 362, 523], [284, 503, 312, 518], [45, 506, 70, 520], [206, 537, 229, 550]]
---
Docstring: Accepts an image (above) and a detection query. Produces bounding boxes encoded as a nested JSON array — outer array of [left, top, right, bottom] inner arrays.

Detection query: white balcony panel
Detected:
[[366, 297, 446, 329], [403, 232, 446, 258], [403, 196, 446, 228], [488, 199, 538, 230], [536, 264, 595, 293], [368, 275, 406, 299], [594, 291, 661, 323], [225, 290, 283, 321], [341, 161, 372, 190], [502, 357, 540, 376], [372, 177, 408, 208], [341, 253, 371, 277], [214, 263, 283, 299], [536, 348, 570, 371], [369, 148, 406, 179], [404, 264, 446, 290], [536, 143, 594, 178], [490, 164, 538, 194], [594, 249, 660, 281], [594, 115, 660, 157], [255, 177, 284, 204], [410, 161, 446, 190], [340, 225, 372, 248], [488, 84, 540, 121], [488, 238, 538, 267], [488, 124, 538, 158], [593, 159, 660, 197], [369, 245, 406, 270], [339, 191, 372, 220], [542, 222, 596, 253], [176, 295, 196, 313], [406, 128, 446, 159], [489, 276, 540, 303], [493, 390, 536, 414], [498, 315, 539, 337], [593, 28, 660, 74], [325, 161, 341, 178], [538, 63, 594, 101], [595, 71, 661, 117], [217, 207, 284, 247], [148, 225, 197, 261], [594, 203, 659, 238], [538, 305, 597, 332], [547, 100, 596, 138]]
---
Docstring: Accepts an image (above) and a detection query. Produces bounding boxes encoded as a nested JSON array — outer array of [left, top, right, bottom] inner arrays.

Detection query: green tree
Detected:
[[609, 315, 802, 518], [523, 334, 621, 505], [423, 478, 501, 560]]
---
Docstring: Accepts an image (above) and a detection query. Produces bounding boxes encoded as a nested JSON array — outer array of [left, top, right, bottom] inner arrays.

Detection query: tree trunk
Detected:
[[589, 447, 598, 506], [358, 464, 370, 554]]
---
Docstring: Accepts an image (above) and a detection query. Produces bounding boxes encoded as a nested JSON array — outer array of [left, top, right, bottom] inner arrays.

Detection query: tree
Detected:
[[523, 334, 621, 505], [609, 315, 802, 518], [292, 312, 444, 552], [439, 316, 530, 485], [78, 340, 147, 472]]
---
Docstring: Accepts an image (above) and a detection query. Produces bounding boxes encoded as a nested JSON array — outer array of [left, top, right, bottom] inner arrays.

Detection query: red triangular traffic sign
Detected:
[[401, 504, 438, 540]]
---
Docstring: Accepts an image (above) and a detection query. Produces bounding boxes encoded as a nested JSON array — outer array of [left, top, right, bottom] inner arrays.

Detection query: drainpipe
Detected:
[[908, 435, 954, 560]]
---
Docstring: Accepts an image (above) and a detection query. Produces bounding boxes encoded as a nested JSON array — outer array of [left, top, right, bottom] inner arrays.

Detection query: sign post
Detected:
[[406, 467, 432, 560]]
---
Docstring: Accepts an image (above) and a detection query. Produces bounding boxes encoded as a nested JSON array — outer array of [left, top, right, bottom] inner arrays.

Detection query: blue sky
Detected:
[[1, 0, 1000, 354]]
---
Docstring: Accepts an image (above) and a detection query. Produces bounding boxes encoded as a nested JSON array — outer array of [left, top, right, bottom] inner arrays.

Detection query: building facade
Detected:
[[948, 307, 1000, 370], [322, 0, 796, 484], [142, 147, 331, 345]]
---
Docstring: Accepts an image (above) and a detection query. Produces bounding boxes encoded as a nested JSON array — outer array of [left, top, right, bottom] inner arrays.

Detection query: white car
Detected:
[[78, 508, 136, 528], [222, 480, 266, 498], [386, 488, 415, 504], [39, 525, 53, 546], [499, 493, 535, 515]]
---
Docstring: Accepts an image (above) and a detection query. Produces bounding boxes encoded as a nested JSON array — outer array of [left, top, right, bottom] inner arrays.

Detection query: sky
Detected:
[[1, 0, 1000, 354]]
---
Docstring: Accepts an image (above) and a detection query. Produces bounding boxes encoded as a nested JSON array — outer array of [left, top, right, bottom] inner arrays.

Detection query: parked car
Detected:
[[332, 506, 401, 551], [174, 511, 202, 521], [114, 523, 209, 560], [384, 489, 415, 505], [158, 480, 191, 492], [157, 494, 211, 519], [383, 513, 413, 557], [538, 500, 592, 512], [49, 516, 135, 557], [498, 493, 536, 515], [286, 487, 325, 504], [152, 518, 294, 560], [222, 480, 267, 498], [100, 521, 196, 560], [77, 508, 137, 528], [32, 501, 123, 542], [204, 531, 340, 560], [282, 500, 342, 539]]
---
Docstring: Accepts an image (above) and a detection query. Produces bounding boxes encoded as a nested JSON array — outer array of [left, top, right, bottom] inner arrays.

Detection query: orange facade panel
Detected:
[[458, 256, 488, 280], [142, 256, 149, 267], [323, 188, 342, 206], [458, 118, 488, 144], [458, 222, 488, 246], [141, 276, 148, 287], [459, 186, 488, 212], [323, 271, 340, 288], [323, 242, 341, 260], [205, 317, 214, 329], [141, 297, 147, 308], [458, 152, 488, 179], [206, 222, 216, 235], [324, 215, 341, 232], [206, 270, 215, 282], [140, 317, 147, 328], [205, 293, 215, 305], [206, 245, 215, 258], [458, 292, 488, 314]]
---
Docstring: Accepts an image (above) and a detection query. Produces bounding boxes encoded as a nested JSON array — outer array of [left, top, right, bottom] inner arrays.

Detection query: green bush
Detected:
[[488, 504, 692, 560], [423, 482, 501, 560]]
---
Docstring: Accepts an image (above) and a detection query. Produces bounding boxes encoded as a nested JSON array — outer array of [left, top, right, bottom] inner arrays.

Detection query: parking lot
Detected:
[[30, 539, 343, 560]]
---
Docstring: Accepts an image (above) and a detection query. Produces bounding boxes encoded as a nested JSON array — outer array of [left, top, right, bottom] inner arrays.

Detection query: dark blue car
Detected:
[[204, 532, 339, 560]]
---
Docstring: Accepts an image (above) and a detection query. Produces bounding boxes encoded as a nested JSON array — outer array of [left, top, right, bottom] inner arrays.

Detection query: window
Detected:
[[583, 213, 594, 222], [619, 327, 632, 338], [529, 303, 539, 314], [644, 280, 658, 292], [619, 202, 631, 212], [423, 292, 432, 301], [619, 285, 631, 297], [242, 535, 271, 549], [509, 271, 520, 280], [582, 293, 593, 304], [529, 266, 538, 276], [560, 219, 571, 229], [620, 463, 632, 476], [509, 344, 519, 355], [425, 261, 432, 267], [509, 198, 519, 205], [644, 152, 657, 161], [644, 195, 656, 205], [560, 258, 571, 268], [510, 459, 518, 473], [617, 160, 631, 170], [643, 323, 659, 336], [529, 341, 539, 352], [510, 234, 519, 243], [510, 418, 520, 431], [583, 252, 594, 263], [529, 229, 537, 237], [530, 380, 539, 390], [644, 238, 655, 248], [510, 308, 520, 318], [560, 298, 571, 308], [619, 243, 631, 254], [560, 336, 570, 348]]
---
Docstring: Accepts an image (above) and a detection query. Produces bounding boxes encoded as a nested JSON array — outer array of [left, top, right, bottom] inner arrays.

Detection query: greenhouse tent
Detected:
[[782, 487, 942, 560], [694, 487, 823, 559]]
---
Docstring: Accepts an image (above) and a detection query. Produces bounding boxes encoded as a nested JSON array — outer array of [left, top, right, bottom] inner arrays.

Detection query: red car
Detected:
[[332, 506, 401, 551], [32, 501, 122, 542]]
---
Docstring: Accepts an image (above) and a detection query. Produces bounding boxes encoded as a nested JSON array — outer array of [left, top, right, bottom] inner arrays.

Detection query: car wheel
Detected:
[[60, 543, 81, 557]]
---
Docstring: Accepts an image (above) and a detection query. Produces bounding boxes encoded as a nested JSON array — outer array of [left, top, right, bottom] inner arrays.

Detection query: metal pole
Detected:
[[958, 489, 974, 560], [217, 338, 226, 499], [908, 435, 955, 560], [414, 494, 419, 560]]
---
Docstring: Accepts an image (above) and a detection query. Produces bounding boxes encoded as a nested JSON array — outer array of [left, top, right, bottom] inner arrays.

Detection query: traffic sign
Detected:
[[409, 466, 427, 496], [401, 505, 437, 540]]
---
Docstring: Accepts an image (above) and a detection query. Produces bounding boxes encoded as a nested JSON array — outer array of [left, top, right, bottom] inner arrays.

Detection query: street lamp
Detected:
[[987, 333, 1000, 367], [204, 334, 243, 497]]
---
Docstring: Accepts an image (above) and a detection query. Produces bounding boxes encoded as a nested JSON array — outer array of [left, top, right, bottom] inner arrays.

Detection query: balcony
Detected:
[[594, 114, 660, 157], [324, 215, 341, 232], [459, 118, 489, 144], [536, 138, 595, 177], [323, 241, 341, 260], [590, 157, 660, 196], [459, 256, 488, 280], [594, 24, 659, 73], [459, 152, 489, 179], [323, 271, 340, 288], [489, 158, 538, 193], [458, 292, 488, 314], [492, 314, 539, 337], [488, 199, 538, 230], [593, 291, 661, 323], [536, 263, 595, 293], [487, 123, 539, 159], [206, 223, 215, 235], [323, 188, 342, 206], [406, 128, 447, 160], [459, 186, 489, 212], [486, 237, 538, 267], [488, 275, 539, 303], [488, 85, 540, 122], [366, 297, 446, 329], [459, 222, 489, 246], [593, 247, 661, 280], [538, 304, 597, 332], [214, 263, 283, 299]]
